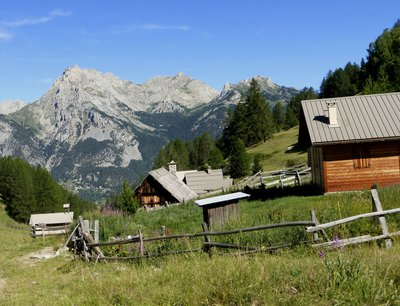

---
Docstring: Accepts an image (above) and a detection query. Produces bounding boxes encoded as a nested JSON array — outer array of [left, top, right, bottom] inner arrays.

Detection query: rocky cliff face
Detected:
[[0, 66, 298, 200]]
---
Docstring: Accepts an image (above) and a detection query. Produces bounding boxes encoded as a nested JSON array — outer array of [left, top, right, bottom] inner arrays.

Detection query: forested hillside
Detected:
[[0, 157, 96, 222]]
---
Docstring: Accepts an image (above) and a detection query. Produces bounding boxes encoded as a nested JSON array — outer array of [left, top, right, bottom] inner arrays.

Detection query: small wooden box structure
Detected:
[[195, 192, 250, 228], [29, 212, 74, 237]]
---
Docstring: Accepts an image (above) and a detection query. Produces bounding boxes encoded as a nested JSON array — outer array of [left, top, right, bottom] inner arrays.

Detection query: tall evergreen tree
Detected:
[[228, 139, 250, 179], [272, 101, 286, 131], [285, 87, 318, 128], [118, 180, 138, 215], [251, 154, 263, 175]]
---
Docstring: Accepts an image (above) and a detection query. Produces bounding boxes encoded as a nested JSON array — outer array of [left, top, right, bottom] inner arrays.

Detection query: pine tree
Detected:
[[272, 101, 286, 131], [118, 180, 138, 215], [229, 139, 250, 179], [251, 154, 263, 175]]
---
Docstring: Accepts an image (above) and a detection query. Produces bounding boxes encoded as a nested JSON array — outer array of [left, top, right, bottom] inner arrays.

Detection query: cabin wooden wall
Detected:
[[318, 141, 400, 192], [309, 146, 324, 191], [134, 177, 176, 207]]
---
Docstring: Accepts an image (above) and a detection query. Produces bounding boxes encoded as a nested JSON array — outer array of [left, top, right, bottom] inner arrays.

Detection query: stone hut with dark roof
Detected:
[[300, 92, 400, 192]]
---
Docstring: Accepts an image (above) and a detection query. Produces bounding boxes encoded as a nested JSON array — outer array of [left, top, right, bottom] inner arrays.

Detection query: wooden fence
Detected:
[[68, 188, 400, 262], [237, 164, 311, 189]]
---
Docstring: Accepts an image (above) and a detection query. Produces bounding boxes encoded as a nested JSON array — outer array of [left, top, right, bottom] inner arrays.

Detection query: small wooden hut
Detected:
[[29, 212, 74, 237], [194, 192, 250, 228], [300, 92, 400, 192]]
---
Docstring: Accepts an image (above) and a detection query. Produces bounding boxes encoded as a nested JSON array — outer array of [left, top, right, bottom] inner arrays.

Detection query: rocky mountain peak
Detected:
[[0, 100, 27, 115]]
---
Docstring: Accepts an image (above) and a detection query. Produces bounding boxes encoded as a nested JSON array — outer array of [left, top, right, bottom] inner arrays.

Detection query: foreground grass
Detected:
[[1, 186, 400, 305], [247, 126, 307, 171]]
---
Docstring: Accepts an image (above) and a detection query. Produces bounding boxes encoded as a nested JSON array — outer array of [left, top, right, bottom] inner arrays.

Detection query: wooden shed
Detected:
[[194, 192, 250, 228], [134, 167, 197, 208], [29, 212, 74, 237], [300, 92, 400, 192]]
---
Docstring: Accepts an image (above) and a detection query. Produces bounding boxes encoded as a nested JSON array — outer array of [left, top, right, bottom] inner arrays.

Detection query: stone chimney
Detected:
[[327, 102, 338, 126], [168, 160, 177, 175]]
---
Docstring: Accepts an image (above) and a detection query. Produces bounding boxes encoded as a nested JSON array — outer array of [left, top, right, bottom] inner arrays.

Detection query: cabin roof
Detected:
[[301, 92, 400, 145], [184, 169, 232, 194], [194, 192, 250, 207], [29, 212, 74, 226], [149, 167, 198, 202]]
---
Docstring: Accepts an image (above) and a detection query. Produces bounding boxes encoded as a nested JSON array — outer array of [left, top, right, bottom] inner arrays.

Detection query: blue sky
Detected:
[[1, 0, 399, 102]]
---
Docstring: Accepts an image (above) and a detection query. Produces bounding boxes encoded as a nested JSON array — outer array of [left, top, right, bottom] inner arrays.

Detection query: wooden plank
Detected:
[[312, 231, 400, 249], [306, 208, 400, 232], [371, 188, 393, 248]]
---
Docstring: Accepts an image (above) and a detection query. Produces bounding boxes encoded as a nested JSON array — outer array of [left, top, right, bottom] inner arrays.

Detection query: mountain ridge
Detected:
[[0, 66, 298, 200]]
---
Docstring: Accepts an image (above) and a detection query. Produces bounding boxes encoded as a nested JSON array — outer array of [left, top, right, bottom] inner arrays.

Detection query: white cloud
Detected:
[[0, 30, 12, 40], [138, 24, 190, 31], [111, 23, 191, 35], [3, 9, 72, 27]]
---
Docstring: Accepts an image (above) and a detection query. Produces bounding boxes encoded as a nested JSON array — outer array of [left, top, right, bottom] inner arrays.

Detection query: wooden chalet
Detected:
[[300, 92, 400, 192], [194, 192, 250, 228], [134, 167, 197, 208]]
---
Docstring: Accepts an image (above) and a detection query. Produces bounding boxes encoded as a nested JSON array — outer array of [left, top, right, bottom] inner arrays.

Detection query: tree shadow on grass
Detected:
[[244, 183, 321, 201]]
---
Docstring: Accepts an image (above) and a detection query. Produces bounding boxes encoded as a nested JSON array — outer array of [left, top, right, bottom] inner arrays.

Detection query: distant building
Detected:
[[29, 211, 74, 237], [134, 167, 197, 208], [300, 92, 400, 192], [134, 161, 233, 207], [195, 192, 250, 228]]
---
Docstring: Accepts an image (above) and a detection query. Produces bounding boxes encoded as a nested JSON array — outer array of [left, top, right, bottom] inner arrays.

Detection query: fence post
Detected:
[[296, 171, 302, 186], [83, 220, 90, 234], [138, 230, 145, 256], [371, 188, 393, 249], [201, 223, 212, 257], [94, 220, 99, 244], [310, 210, 319, 242]]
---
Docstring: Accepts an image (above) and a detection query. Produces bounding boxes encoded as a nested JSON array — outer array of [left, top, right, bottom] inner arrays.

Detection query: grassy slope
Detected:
[[247, 126, 307, 171], [1, 186, 400, 305]]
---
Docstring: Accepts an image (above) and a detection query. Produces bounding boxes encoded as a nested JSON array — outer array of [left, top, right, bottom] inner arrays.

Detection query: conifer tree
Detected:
[[272, 101, 286, 131], [118, 180, 138, 215], [229, 139, 250, 179]]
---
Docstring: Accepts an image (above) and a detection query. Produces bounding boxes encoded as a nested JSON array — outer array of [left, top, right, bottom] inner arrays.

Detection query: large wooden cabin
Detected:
[[300, 92, 400, 192]]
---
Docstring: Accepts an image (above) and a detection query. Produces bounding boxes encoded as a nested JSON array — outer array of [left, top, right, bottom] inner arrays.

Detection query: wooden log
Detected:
[[306, 208, 400, 232], [87, 236, 140, 247], [202, 223, 212, 257], [371, 188, 393, 248], [203, 242, 257, 251], [312, 231, 400, 249], [82, 231, 104, 258], [98, 248, 203, 261]]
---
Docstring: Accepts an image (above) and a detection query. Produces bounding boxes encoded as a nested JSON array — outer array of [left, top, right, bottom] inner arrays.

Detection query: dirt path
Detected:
[[18, 246, 58, 266]]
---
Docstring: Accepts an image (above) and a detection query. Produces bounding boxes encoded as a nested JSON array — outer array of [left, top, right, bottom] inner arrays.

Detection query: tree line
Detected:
[[0, 157, 96, 223], [320, 20, 400, 98]]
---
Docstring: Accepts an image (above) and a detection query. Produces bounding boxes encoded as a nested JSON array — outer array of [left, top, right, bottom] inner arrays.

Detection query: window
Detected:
[[353, 144, 370, 169]]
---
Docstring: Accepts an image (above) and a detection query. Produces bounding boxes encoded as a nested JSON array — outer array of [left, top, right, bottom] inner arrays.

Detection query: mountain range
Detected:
[[0, 66, 299, 200]]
